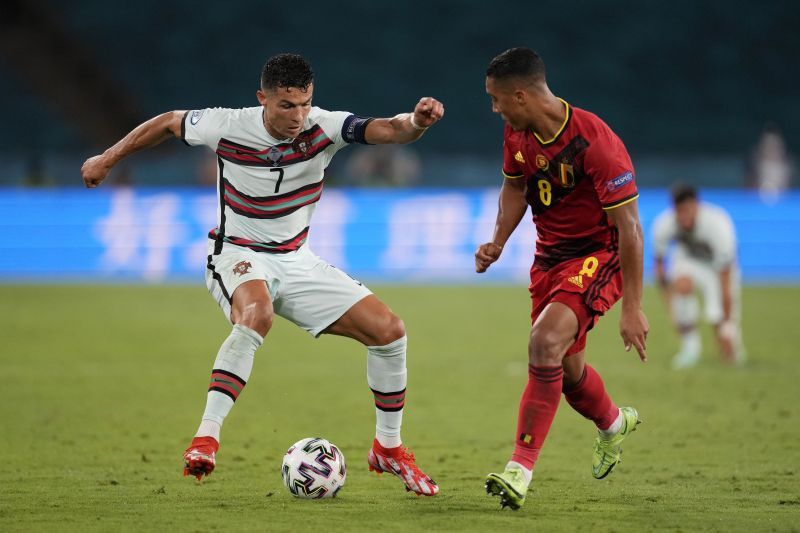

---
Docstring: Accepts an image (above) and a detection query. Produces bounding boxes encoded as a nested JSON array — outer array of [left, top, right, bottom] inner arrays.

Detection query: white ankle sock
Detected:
[[506, 461, 533, 485], [599, 409, 623, 436], [195, 420, 221, 441]]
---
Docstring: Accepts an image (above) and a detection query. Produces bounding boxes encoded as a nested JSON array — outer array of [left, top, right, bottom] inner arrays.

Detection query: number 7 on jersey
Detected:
[[270, 168, 284, 193]]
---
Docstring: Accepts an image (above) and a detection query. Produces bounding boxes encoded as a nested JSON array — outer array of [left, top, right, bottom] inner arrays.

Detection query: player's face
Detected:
[[675, 199, 698, 231], [257, 84, 314, 139], [486, 77, 526, 130]]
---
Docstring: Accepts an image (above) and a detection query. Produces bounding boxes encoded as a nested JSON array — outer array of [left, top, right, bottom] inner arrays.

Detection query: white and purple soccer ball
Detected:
[[281, 437, 346, 499]]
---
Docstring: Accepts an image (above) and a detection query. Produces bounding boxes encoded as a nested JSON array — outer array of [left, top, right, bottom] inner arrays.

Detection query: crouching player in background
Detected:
[[653, 183, 745, 368]]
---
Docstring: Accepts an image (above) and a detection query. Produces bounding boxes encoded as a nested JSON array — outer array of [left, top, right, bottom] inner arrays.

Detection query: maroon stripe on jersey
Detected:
[[280, 136, 334, 164], [215, 125, 332, 168], [223, 177, 323, 206], [221, 178, 324, 219], [208, 227, 309, 254]]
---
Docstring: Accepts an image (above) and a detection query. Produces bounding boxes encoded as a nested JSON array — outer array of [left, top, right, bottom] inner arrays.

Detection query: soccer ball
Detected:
[[281, 437, 346, 499]]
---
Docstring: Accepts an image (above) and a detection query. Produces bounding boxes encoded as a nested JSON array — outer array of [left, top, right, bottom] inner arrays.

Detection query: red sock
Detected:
[[510, 365, 563, 470], [562, 364, 618, 430]]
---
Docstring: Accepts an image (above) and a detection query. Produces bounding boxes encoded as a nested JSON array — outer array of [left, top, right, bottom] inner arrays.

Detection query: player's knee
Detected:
[[528, 328, 567, 366], [673, 276, 694, 295], [373, 313, 406, 346], [237, 301, 274, 337]]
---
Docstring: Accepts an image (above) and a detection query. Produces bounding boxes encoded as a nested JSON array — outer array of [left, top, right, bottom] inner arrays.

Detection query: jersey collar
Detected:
[[531, 98, 571, 146]]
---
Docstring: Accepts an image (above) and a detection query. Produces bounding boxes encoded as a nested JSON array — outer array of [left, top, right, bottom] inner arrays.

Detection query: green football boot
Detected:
[[592, 406, 641, 479], [485, 466, 529, 510]]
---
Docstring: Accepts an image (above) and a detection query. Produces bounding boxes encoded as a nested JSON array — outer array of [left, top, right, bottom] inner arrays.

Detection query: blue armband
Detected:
[[341, 114, 374, 145]]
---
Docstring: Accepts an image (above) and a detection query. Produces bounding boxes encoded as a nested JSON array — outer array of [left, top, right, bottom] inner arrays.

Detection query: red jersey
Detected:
[[502, 100, 638, 270]]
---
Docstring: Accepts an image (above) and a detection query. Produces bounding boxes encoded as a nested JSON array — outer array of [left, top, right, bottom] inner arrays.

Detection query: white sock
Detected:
[[679, 329, 701, 358], [599, 409, 623, 437], [506, 461, 533, 486], [671, 294, 700, 325], [196, 420, 221, 441], [367, 335, 407, 448], [195, 324, 264, 440]]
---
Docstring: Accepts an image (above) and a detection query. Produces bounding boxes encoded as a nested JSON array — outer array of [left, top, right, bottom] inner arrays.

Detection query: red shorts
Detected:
[[529, 249, 623, 356]]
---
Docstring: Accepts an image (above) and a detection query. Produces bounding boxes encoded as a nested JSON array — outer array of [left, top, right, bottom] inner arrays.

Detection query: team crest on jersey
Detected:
[[266, 146, 283, 166], [294, 139, 310, 154], [232, 260, 252, 276], [536, 154, 549, 170], [559, 162, 575, 187]]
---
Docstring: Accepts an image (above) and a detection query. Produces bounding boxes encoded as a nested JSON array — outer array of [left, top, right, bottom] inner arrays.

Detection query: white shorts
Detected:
[[205, 241, 372, 337], [669, 254, 741, 324]]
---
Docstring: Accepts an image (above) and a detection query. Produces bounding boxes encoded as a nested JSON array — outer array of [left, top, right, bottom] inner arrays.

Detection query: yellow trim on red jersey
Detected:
[[502, 170, 525, 179], [532, 98, 570, 145], [602, 193, 639, 210]]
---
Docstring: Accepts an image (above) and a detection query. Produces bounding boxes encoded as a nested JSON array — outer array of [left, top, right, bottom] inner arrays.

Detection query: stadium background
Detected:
[[0, 0, 798, 283], [2, 1, 799, 531]]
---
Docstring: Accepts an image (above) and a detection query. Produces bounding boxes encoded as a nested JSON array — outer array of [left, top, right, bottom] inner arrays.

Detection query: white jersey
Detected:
[[652, 202, 737, 270], [183, 106, 361, 253]]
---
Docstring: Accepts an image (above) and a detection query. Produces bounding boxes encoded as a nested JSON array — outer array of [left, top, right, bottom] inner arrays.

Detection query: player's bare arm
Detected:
[[607, 199, 649, 361], [81, 111, 185, 188], [717, 265, 736, 358], [475, 176, 527, 273], [364, 97, 444, 144]]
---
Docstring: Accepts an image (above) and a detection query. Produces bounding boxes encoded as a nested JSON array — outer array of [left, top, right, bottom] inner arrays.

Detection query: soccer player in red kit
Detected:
[[476, 48, 649, 510]]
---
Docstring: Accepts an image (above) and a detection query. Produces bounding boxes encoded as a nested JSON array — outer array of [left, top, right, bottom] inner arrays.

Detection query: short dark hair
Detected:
[[486, 47, 546, 83], [671, 182, 698, 205], [261, 53, 314, 91]]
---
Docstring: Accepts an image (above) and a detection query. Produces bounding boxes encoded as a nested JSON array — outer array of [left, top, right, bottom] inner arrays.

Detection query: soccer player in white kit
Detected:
[[81, 54, 444, 496], [652, 184, 745, 368]]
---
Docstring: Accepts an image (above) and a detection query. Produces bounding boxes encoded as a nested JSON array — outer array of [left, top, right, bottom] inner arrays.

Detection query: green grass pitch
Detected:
[[2, 284, 799, 531]]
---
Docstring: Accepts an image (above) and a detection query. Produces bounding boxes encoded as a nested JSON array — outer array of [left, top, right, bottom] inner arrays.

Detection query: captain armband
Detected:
[[341, 114, 375, 145]]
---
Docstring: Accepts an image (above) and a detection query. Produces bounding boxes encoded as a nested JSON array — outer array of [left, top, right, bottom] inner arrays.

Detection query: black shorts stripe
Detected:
[[214, 157, 226, 255], [206, 254, 231, 303], [584, 257, 618, 303], [585, 257, 620, 306]]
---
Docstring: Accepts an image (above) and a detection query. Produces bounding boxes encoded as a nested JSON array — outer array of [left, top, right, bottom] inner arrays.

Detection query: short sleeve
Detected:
[[308, 108, 352, 150], [709, 209, 737, 269], [502, 125, 525, 179], [182, 108, 232, 149], [583, 128, 638, 210]]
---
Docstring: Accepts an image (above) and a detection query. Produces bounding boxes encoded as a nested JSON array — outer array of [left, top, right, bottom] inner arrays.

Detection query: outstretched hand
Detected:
[[620, 306, 649, 362], [81, 154, 113, 188], [475, 242, 503, 273], [412, 97, 445, 128]]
